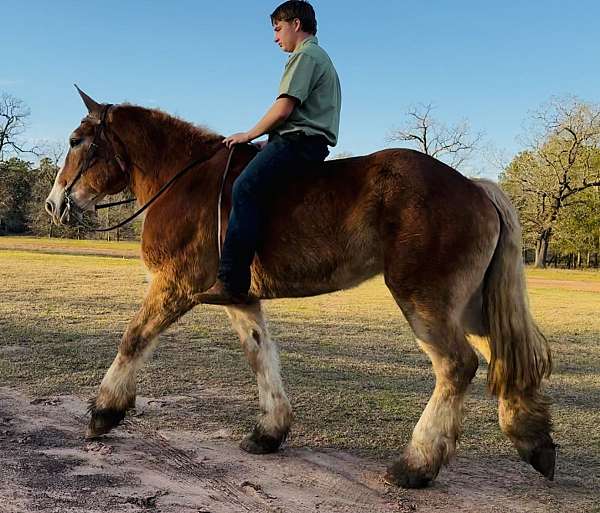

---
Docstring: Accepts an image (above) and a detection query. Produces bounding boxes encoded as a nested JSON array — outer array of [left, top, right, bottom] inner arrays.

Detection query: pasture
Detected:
[[1, 237, 599, 512]]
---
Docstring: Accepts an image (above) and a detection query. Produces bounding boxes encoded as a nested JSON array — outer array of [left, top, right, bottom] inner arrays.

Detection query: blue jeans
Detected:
[[218, 133, 329, 294]]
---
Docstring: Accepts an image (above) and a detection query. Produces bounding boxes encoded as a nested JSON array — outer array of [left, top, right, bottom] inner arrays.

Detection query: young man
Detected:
[[199, 0, 342, 305]]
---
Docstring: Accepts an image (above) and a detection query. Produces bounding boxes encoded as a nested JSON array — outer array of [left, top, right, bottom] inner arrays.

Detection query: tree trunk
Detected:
[[534, 228, 552, 268]]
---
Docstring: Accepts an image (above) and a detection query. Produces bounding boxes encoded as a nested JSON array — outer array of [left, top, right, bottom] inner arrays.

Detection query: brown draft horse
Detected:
[[45, 89, 555, 488]]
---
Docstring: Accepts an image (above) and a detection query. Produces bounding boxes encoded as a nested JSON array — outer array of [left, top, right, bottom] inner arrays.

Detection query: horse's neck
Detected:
[[118, 119, 222, 205]]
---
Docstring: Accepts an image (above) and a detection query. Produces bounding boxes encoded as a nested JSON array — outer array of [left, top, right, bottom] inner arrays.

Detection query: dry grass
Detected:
[[0, 235, 140, 258], [1, 239, 599, 476]]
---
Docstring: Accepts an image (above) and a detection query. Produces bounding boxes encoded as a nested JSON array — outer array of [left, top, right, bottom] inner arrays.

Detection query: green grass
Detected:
[[1, 248, 599, 471]]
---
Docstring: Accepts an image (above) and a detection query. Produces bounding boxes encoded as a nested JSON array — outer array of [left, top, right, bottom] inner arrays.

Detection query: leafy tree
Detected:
[[552, 186, 600, 266], [500, 97, 600, 267], [0, 157, 33, 233]]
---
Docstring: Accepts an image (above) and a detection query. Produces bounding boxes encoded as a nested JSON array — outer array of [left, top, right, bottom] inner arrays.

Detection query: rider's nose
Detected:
[[45, 200, 55, 215]]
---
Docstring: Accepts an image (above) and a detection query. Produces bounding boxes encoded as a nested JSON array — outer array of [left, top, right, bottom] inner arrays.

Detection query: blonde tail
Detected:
[[475, 179, 551, 397]]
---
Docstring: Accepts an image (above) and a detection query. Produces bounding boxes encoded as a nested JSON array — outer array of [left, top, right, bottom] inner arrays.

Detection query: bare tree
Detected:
[[0, 93, 40, 159], [388, 103, 483, 170], [501, 96, 600, 267]]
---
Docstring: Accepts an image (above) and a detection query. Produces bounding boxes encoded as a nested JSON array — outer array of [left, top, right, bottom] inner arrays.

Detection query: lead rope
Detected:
[[217, 145, 236, 259]]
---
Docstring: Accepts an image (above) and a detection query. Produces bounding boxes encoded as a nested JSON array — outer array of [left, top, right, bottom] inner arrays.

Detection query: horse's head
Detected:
[[45, 86, 130, 225]]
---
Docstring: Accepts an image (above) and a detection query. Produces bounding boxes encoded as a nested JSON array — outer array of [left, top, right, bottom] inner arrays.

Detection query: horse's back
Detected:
[[253, 148, 499, 298]]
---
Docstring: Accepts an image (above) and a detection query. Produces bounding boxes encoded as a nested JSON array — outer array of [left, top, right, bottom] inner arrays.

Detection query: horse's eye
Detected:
[[70, 138, 82, 148]]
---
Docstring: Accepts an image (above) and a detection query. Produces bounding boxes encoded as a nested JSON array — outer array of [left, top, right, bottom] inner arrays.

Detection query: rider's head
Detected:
[[271, 1, 317, 52]]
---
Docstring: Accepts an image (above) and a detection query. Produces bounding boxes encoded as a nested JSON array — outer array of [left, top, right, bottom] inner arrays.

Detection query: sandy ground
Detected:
[[1, 388, 598, 513]]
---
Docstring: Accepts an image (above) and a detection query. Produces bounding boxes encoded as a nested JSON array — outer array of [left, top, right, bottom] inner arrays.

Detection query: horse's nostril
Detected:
[[45, 200, 54, 215]]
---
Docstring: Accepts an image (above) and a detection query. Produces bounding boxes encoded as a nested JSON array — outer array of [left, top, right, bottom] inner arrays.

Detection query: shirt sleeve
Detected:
[[278, 53, 319, 104]]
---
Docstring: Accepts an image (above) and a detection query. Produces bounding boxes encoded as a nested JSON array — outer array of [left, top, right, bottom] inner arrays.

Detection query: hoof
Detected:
[[239, 425, 287, 455], [384, 459, 436, 489], [519, 443, 556, 480], [85, 398, 126, 439]]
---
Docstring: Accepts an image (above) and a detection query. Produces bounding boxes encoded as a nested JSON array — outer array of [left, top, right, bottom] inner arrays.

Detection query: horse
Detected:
[[45, 88, 555, 488]]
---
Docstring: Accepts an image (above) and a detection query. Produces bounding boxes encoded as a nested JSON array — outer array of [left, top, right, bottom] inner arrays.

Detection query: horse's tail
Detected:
[[474, 179, 551, 397]]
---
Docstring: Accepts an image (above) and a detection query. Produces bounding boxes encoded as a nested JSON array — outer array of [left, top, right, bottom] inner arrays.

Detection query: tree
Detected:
[[500, 97, 600, 267], [552, 186, 600, 266], [0, 93, 40, 159], [388, 103, 483, 169], [0, 157, 33, 233], [26, 156, 61, 236]]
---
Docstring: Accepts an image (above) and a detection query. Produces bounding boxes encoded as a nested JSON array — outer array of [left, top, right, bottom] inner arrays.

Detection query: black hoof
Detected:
[[239, 425, 287, 454], [518, 443, 556, 480], [384, 459, 436, 489], [85, 398, 126, 439]]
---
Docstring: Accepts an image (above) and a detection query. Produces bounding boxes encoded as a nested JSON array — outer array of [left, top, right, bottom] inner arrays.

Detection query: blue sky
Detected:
[[3, 1, 599, 177]]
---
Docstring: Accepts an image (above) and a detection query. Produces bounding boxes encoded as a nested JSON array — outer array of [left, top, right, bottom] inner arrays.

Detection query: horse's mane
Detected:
[[113, 104, 224, 168]]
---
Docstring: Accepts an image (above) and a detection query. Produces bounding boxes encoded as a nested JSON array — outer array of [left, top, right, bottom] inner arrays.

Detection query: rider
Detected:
[[199, 0, 342, 305]]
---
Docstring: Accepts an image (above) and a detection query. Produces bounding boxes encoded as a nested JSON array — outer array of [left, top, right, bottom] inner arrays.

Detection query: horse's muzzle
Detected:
[[45, 192, 70, 225]]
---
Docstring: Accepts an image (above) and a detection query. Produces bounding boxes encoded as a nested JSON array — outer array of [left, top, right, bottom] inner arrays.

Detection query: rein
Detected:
[[64, 104, 237, 233], [85, 150, 234, 233]]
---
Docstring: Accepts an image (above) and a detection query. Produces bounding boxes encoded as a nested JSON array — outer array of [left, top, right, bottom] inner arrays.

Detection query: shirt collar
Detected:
[[296, 35, 318, 51]]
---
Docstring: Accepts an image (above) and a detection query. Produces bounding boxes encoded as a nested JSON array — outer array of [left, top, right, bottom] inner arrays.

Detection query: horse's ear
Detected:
[[74, 84, 101, 114]]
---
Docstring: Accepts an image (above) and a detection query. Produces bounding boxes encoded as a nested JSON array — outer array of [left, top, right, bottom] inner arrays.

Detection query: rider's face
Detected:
[[273, 19, 301, 53]]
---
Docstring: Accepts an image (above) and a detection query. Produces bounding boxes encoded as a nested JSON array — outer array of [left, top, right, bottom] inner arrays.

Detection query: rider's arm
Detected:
[[247, 96, 296, 140], [223, 96, 296, 148]]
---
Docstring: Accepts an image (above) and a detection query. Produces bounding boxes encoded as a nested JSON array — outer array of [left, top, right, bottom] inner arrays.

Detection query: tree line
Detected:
[[0, 92, 140, 240], [1, 92, 598, 266]]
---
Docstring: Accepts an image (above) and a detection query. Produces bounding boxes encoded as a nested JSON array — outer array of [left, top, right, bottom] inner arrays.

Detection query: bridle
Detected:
[[62, 104, 237, 234], [64, 104, 122, 204]]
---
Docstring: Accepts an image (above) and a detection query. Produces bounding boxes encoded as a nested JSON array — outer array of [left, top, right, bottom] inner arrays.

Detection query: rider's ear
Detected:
[[74, 84, 101, 114]]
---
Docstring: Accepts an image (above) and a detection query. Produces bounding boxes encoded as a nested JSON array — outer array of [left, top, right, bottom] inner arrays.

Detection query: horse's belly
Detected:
[[251, 235, 384, 299]]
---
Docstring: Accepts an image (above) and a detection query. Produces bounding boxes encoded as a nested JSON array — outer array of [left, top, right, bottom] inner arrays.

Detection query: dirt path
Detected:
[[0, 388, 597, 513], [527, 278, 600, 292]]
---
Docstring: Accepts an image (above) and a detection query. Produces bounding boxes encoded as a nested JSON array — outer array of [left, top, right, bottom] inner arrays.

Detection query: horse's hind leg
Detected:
[[225, 302, 292, 454], [385, 292, 479, 488], [86, 274, 194, 438]]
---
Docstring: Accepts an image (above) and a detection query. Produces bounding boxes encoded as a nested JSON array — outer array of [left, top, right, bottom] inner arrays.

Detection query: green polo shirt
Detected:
[[273, 36, 341, 146]]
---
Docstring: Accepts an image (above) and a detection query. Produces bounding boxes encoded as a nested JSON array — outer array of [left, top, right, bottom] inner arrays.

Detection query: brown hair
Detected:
[[270, 1, 317, 35]]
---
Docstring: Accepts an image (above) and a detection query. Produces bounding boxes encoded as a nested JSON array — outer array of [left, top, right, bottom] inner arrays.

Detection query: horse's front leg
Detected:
[[225, 302, 293, 453], [86, 274, 194, 438]]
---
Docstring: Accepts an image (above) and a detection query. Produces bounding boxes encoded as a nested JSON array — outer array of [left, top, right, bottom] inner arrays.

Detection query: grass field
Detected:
[[1, 236, 599, 475]]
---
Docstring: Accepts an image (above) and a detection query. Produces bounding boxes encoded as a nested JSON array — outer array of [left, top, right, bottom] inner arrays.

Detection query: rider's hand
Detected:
[[223, 132, 251, 149]]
